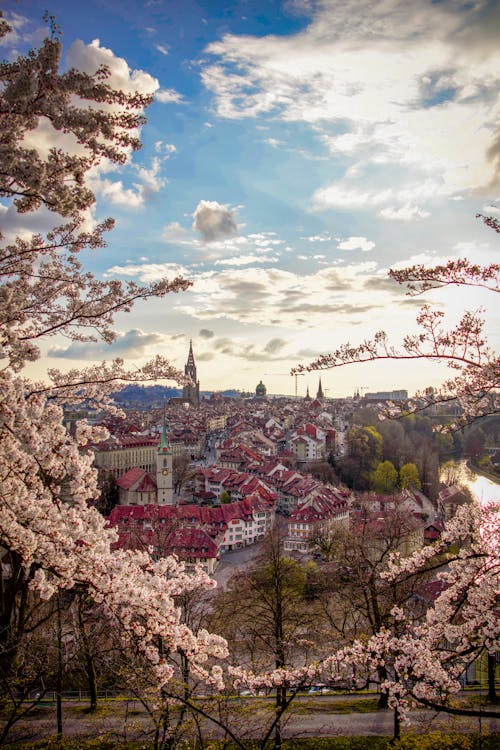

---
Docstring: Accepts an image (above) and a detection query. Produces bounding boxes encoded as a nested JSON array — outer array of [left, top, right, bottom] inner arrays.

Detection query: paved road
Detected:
[[282, 707, 499, 738], [5, 694, 498, 744], [213, 541, 264, 588]]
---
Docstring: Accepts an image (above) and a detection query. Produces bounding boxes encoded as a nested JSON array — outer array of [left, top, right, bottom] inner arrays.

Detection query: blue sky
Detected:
[[2, 0, 499, 397]]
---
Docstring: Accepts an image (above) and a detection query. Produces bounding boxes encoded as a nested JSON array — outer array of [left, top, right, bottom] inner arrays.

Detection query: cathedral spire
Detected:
[[187, 338, 195, 368], [316, 377, 324, 399], [183, 339, 200, 406]]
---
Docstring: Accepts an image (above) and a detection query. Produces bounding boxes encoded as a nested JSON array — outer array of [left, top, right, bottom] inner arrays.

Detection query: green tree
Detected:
[[441, 459, 462, 486], [208, 529, 316, 749], [399, 463, 421, 490], [371, 460, 398, 493], [219, 490, 231, 504], [464, 426, 487, 458], [313, 510, 431, 708], [173, 453, 194, 495], [337, 424, 382, 489], [307, 459, 339, 485]]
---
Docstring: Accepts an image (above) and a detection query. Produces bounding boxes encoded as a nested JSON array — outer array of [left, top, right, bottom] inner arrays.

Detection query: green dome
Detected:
[[255, 380, 267, 397]]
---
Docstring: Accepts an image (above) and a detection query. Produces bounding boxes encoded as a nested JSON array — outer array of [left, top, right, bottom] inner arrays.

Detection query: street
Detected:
[[5, 692, 498, 745], [213, 540, 265, 588]]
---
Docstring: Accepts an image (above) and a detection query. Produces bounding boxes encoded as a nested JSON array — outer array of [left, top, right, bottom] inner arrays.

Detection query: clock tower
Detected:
[[156, 408, 174, 505]]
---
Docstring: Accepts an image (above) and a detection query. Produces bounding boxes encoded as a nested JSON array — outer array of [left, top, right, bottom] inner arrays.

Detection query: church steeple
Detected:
[[316, 378, 324, 400], [156, 403, 174, 505], [159, 404, 169, 451], [186, 339, 195, 370], [182, 339, 200, 406]]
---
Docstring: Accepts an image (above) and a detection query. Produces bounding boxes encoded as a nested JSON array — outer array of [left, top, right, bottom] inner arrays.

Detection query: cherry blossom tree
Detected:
[[358, 501, 500, 730], [0, 15, 227, 739], [293, 219, 499, 431]]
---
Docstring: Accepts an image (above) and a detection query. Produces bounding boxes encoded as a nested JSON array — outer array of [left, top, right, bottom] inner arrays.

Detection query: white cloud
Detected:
[[67, 39, 159, 95], [155, 225, 286, 261], [108, 259, 403, 330], [312, 180, 440, 219], [337, 236, 376, 251], [0, 202, 87, 242], [379, 203, 430, 221], [264, 138, 283, 148], [89, 156, 167, 208], [48, 329, 167, 359], [11, 38, 165, 216], [162, 221, 188, 242], [156, 88, 184, 103], [89, 177, 144, 208], [155, 44, 169, 56], [155, 141, 177, 156], [135, 157, 167, 197], [214, 254, 279, 266], [202, 1, 500, 196], [300, 234, 332, 242], [0, 11, 48, 52], [482, 203, 500, 215], [104, 262, 191, 283], [192, 200, 239, 242]]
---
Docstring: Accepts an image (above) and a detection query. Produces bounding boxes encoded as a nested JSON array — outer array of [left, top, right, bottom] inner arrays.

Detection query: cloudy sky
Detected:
[[2, 0, 499, 397]]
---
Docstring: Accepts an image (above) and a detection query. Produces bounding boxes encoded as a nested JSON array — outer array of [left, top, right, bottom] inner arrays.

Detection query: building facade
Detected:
[[91, 436, 158, 477]]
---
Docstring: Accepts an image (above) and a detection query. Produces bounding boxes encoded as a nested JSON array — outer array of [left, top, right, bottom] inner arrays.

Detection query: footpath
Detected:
[[4, 692, 499, 745]]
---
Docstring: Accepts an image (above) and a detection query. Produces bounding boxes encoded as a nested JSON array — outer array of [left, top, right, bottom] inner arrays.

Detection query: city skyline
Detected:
[[2, 0, 499, 397]]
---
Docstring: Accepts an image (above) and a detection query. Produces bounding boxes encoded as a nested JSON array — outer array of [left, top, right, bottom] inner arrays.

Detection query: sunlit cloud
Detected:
[[192, 199, 239, 242], [156, 88, 184, 103], [202, 0, 500, 201], [337, 236, 375, 252], [48, 329, 168, 359]]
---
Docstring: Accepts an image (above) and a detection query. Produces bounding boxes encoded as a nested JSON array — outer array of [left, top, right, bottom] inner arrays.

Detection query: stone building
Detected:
[[182, 340, 200, 406]]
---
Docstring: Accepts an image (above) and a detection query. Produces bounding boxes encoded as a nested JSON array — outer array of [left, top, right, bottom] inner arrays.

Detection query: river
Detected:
[[456, 461, 500, 503]]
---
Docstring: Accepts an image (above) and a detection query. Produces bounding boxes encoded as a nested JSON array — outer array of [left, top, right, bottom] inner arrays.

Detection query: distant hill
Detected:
[[112, 384, 243, 406], [112, 384, 181, 405]]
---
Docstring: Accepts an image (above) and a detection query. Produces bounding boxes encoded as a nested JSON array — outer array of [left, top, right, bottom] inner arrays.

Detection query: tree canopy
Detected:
[[0, 17, 224, 731]]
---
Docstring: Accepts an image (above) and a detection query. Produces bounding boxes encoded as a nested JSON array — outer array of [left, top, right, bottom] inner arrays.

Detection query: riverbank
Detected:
[[453, 460, 500, 502], [467, 460, 500, 486]]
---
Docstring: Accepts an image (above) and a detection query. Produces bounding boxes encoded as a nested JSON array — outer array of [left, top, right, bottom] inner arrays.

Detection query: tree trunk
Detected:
[[488, 653, 498, 703], [56, 595, 63, 737], [393, 706, 400, 741], [377, 665, 389, 708], [77, 595, 97, 711], [274, 684, 285, 750]]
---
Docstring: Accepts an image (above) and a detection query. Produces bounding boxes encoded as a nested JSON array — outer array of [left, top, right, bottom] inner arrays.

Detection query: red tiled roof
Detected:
[[170, 527, 219, 559], [135, 474, 157, 492], [116, 467, 156, 491], [109, 495, 274, 535]]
